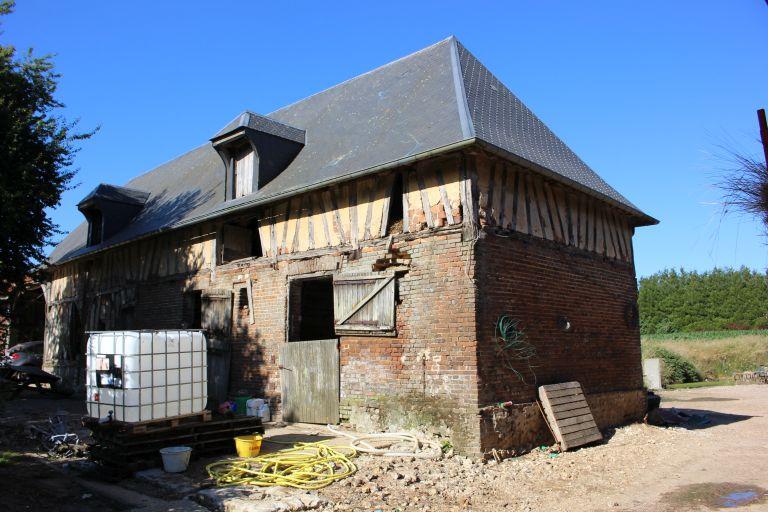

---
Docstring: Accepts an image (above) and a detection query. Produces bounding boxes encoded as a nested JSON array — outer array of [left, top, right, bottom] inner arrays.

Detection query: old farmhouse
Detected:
[[43, 37, 657, 455]]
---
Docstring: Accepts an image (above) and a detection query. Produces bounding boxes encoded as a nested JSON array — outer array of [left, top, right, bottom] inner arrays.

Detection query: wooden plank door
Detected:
[[279, 339, 339, 424]]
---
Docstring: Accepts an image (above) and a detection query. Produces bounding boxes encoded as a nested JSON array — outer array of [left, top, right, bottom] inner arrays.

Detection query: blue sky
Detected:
[[4, 1, 767, 277]]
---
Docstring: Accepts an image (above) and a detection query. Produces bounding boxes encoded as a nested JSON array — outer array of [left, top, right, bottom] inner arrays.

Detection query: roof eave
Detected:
[[49, 137, 477, 266]]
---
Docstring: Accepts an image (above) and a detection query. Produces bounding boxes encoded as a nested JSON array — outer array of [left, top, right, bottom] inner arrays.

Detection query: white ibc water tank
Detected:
[[86, 330, 208, 423]]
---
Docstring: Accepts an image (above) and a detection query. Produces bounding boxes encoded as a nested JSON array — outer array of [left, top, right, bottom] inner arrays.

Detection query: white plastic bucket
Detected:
[[159, 446, 192, 473]]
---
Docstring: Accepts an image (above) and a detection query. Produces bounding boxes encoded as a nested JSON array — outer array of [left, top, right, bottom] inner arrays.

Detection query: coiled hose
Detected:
[[206, 441, 357, 490]]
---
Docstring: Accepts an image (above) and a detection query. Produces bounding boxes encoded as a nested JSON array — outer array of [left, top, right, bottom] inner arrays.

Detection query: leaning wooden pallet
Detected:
[[538, 381, 602, 451]]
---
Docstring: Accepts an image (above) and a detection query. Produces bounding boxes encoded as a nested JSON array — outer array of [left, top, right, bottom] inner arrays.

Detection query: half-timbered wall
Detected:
[[474, 154, 635, 263], [254, 157, 464, 258]]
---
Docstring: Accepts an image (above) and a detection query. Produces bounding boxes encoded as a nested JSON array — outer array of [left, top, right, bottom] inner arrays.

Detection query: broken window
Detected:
[[237, 288, 249, 310], [288, 276, 335, 342], [220, 219, 263, 263], [386, 173, 404, 235], [333, 273, 396, 335]]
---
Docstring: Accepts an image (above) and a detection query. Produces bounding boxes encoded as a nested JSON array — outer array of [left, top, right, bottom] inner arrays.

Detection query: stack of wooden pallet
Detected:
[[83, 411, 264, 473]]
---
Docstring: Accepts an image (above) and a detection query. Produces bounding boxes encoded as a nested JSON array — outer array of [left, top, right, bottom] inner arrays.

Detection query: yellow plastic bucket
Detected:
[[235, 435, 263, 457]]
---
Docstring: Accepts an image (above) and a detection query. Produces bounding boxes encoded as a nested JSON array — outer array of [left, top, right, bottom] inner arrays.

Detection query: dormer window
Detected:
[[211, 111, 306, 201], [83, 207, 103, 246], [233, 143, 255, 198], [77, 184, 149, 247]]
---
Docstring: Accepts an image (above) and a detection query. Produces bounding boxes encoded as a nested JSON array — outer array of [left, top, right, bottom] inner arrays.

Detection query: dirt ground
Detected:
[[1, 385, 767, 511]]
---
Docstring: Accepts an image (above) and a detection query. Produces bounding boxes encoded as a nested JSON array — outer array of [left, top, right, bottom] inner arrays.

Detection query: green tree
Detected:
[[0, 1, 93, 293], [639, 267, 768, 334]]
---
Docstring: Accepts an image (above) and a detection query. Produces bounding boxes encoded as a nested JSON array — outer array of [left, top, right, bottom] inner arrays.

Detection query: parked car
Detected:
[[4, 340, 43, 367]]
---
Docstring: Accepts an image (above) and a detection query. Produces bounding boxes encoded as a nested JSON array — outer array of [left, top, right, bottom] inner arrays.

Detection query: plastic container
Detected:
[[246, 398, 264, 417], [235, 435, 263, 457], [86, 330, 208, 422], [258, 403, 271, 422], [233, 396, 250, 416], [160, 446, 192, 472]]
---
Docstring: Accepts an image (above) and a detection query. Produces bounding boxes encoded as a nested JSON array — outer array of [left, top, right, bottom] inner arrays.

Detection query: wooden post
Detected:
[[758, 109, 768, 169]]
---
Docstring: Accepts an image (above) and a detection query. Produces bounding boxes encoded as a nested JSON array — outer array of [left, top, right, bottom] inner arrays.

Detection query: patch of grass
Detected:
[[0, 451, 23, 466], [642, 333, 768, 381], [642, 329, 768, 341], [667, 380, 735, 389]]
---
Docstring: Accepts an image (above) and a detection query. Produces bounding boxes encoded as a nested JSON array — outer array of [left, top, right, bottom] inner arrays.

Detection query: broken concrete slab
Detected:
[[195, 486, 327, 512]]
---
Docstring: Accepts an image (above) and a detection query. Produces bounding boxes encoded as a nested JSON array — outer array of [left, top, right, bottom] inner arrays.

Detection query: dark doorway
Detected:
[[183, 290, 203, 329], [68, 303, 84, 360], [289, 277, 335, 341], [386, 172, 404, 234]]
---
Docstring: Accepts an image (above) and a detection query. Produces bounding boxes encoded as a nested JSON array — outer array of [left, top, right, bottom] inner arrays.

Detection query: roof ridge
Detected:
[[268, 36, 457, 117], [448, 36, 475, 139]]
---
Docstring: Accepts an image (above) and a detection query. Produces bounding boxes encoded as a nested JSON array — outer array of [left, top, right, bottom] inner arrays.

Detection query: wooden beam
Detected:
[[313, 193, 331, 248], [305, 194, 315, 250], [269, 208, 278, 261], [416, 168, 434, 229], [513, 171, 527, 234], [486, 162, 496, 226], [348, 183, 359, 248], [435, 168, 455, 225], [328, 187, 346, 245], [459, 154, 478, 240], [557, 188, 573, 246], [280, 200, 291, 254], [379, 173, 395, 238], [543, 181, 563, 242], [526, 175, 543, 238], [362, 180, 374, 239], [246, 275, 255, 325], [497, 164, 508, 228], [402, 171, 411, 233], [586, 197, 597, 252], [594, 204, 605, 255]]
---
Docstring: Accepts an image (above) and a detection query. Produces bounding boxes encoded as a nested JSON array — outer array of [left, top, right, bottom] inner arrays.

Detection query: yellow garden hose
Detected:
[[206, 441, 357, 490]]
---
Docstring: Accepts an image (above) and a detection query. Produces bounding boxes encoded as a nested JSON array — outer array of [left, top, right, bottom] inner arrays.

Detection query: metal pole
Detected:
[[758, 109, 768, 169]]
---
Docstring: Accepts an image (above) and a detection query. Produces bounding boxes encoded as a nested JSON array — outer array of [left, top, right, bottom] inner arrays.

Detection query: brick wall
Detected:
[[474, 230, 645, 452], [337, 231, 480, 453], [134, 279, 187, 330], [210, 230, 482, 453]]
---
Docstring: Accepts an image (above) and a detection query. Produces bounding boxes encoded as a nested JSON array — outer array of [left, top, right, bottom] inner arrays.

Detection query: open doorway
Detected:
[[386, 173, 404, 234], [288, 276, 335, 341]]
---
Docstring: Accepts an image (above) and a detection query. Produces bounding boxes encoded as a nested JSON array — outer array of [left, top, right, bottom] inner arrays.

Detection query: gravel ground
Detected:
[[2, 385, 767, 511], [316, 385, 768, 511]]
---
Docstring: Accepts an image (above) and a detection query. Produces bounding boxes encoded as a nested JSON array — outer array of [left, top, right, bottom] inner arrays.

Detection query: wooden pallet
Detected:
[[85, 414, 263, 471], [125, 410, 212, 434], [538, 381, 602, 451]]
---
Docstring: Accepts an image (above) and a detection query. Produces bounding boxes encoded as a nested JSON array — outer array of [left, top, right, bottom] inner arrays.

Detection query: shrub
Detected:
[[647, 346, 702, 385]]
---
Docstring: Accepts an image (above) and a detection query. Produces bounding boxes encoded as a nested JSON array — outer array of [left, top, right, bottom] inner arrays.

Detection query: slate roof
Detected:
[[212, 111, 306, 145], [49, 36, 656, 264], [77, 184, 150, 208]]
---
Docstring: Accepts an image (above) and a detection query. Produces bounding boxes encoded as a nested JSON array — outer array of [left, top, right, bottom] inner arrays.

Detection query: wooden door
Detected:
[[279, 339, 339, 424]]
